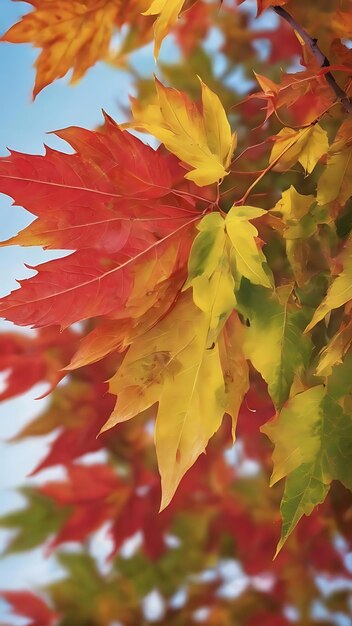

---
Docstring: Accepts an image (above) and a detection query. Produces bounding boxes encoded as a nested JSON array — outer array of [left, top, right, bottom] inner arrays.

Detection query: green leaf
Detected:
[[225, 206, 272, 288], [237, 281, 312, 409], [0, 489, 68, 554], [262, 354, 352, 553]]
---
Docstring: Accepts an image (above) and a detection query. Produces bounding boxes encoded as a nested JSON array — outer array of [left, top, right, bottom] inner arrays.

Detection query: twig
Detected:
[[273, 5, 352, 114]]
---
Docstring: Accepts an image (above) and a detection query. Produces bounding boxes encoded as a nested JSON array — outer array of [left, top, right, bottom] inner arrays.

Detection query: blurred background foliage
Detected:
[[0, 1, 352, 625]]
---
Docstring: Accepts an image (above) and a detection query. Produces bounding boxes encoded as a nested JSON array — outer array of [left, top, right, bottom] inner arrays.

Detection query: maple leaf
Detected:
[[1, 591, 58, 626], [39, 464, 123, 548], [47, 552, 126, 625], [219, 312, 249, 440], [316, 319, 352, 377], [143, 0, 186, 58], [0, 115, 200, 328], [269, 124, 329, 174], [66, 268, 186, 369], [106, 292, 241, 509], [251, 70, 334, 126], [130, 77, 237, 186], [0, 327, 76, 401], [225, 206, 272, 288], [0, 488, 68, 554], [306, 237, 352, 332], [317, 119, 352, 207], [104, 209, 254, 508], [237, 282, 312, 409], [263, 353, 352, 553], [270, 186, 328, 285], [1, 0, 130, 97], [271, 186, 317, 240]]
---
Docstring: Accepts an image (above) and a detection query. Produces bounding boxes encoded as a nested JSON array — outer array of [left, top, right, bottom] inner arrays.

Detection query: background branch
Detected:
[[273, 5, 352, 114]]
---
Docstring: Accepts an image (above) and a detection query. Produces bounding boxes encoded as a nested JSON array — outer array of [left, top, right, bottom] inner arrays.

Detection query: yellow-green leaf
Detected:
[[316, 319, 352, 377], [156, 304, 227, 509], [262, 354, 352, 553], [317, 119, 352, 206], [219, 313, 249, 440], [225, 206, 272, 288], [236, 282, 312, 409], [306, 240, 352, 332], [107, 294, 229, 509], [271, 186, 316, 239], [185, 212, 236, 345]]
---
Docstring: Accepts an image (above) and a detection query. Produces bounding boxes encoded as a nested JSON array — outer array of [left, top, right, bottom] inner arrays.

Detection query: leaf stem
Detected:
[[273, 5, 352, 114]]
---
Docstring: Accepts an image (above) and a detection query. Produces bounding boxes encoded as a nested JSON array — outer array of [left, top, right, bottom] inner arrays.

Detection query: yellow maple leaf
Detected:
[[106, 293, 229, 509], [131, 77, 236, 186], [225, 206, 272, 288], [1, 0, 125, 96], [155, 299, 227, 509], [317, 119, 352, 207], [219, 313, 249, 441], [269, 124, 328, 174], [106, 213, 250, 509], [143, 0, 186, 58]]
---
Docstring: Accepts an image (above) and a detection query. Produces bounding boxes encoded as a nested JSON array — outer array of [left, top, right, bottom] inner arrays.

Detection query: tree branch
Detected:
[[273, 5, 352, 114]]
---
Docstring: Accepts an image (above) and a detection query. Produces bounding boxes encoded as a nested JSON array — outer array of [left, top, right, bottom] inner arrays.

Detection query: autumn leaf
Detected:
[[106, 293, 227, 509], [225, 206, 272, 288], [1, 0, 126, 97], [271, 186, 316, 238], [105, 294, 223, 505], [219, 312, 249, 440], [237, 282, 312, 409], [105, 202, 253, 509], [270, 186, 326, 285], [143, 0, 186, 58], [316, 319, 352, 377], [130, 77, 236, 186], [1, 590, 59, 626], [0, 328, 76, 401], [0, 115, 199, 328], [3, 0, 352, 573], [251, 69, 334, 126], [269, 124, 329, 174], [317, 119, 352, 207], [305, 238, 352, 332], [263, 354, 352, 553], [39, 464, 123, 548], [185, 212, 236, 345], [0, 488, 67, 555]]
